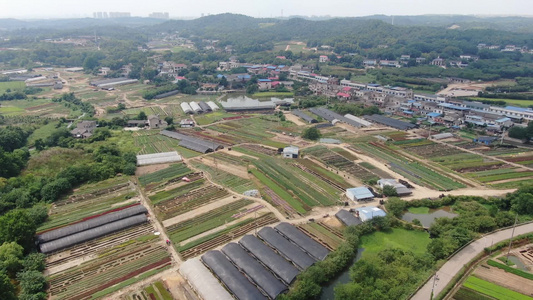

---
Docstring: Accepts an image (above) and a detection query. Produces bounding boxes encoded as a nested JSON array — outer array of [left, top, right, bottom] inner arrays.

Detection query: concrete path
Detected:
[[411, 222, 533, 300]]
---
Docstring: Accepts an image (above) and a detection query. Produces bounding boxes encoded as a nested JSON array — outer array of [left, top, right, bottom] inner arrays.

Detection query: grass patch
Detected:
[[0, 81, 25, 92], [463, 276, 532, 300], [408, 206, 430, 214], [359, 228, 431, 259], [154, 281, 173, 300], [194, 111, 236, 125]]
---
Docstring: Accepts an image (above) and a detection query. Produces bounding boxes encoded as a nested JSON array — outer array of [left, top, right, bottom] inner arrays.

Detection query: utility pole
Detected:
[[506, 214, 518, 262]]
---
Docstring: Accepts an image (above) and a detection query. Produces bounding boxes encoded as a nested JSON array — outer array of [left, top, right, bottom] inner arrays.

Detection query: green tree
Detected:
[[22, 253, 46, 272], [137, 111, 147, 120], [0, 270, 16, 300], [0, 210, 37, 251], [164, 116, 174, 125], [383, 185, 398, 197], [0, 242, 24, 274], [385, 198, 406, 217], [17, 270, 47, 298], [34, 139, 45, 151], [301, 127, 321, 140]]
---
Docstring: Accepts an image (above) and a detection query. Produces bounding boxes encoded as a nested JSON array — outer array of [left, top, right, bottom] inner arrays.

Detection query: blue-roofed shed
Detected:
[[473, 136, 498, 145], [346, 187, 374, 201], [258, 79, 271, 82], [427, 112, 442, 118]]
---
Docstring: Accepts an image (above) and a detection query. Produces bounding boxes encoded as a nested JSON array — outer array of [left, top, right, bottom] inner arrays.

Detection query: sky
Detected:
[[1, 0, 532, 19]]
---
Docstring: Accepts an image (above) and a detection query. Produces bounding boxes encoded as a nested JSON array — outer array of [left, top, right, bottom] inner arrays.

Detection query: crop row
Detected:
[[462, 276, 530, 300], [48, 244, 170, 300], [135, 134, 182, 155], [166, 199, 253, 244], [149, 179, 205, 205], [253, 158, 339, 207], [154, 185, 229, 220], [477, 171, 533, 183], [139, 164, 192, 186], [355, 143, 465, 190], [251, 169, 307, 214]]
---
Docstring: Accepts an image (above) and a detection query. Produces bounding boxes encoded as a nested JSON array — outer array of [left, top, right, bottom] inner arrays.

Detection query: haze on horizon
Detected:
[[2, 0, 532, 19]]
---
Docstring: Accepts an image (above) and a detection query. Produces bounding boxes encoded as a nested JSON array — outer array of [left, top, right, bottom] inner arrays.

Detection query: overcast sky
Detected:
[[2, 0, 532, 19]]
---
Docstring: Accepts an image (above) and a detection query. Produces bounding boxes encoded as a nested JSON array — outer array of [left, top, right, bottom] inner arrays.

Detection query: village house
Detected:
[[71, 121, 97, 138]]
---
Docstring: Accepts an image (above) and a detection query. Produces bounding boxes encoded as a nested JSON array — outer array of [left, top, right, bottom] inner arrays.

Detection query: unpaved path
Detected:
[[133, 178, 182, 265], [412, 222, 533, 300], [162, 195, 241, 227], [284, 113, 307, 126], [474, 263, 533, 296]]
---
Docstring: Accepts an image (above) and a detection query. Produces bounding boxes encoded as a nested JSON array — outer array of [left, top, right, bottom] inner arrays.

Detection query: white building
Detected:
[[346, 187, 374, 201], [283, 146, 299, 159]]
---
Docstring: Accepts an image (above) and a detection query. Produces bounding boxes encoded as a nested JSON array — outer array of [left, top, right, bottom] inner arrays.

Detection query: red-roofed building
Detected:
[[337, 92, 351, 100], [319, 55, 329, 63], [271, 81, 281, 88], [276, 56, 287, 60], [342, 86, 352, 92]]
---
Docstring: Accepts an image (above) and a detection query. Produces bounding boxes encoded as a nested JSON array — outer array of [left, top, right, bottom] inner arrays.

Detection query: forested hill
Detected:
[[148, 14, 533, 51]]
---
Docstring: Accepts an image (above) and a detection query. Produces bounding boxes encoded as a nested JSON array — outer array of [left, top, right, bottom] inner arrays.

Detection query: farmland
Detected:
[[138, 163, 192, 187], [303, 145, 387, 183], [40, 177, 171, 300], [165, 199, 254, 244], [0, 80, 25, 92], [460, 276, 532, 300], [120, 281, 176, 300], [190, 160, 257, 193], [353, 142, 467, 190], [252, 157, 341, 211]]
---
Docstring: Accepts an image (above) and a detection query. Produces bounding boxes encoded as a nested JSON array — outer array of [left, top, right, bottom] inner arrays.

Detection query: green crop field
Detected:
[[454, 287, 495, 300], [463, 276, 532, 300], [253, 91, 294, 97], [253, 158, 340, 207], [166, 199, 253, 244], [476, 171, 533, 183], [359, 228, 431, 259], [138, 164, 192, 186], [250, 169, 307, 214], [0, 81, 25, 92], [194, 111, 236, 125], [355, 143, 465, 190], [470, 97, 533, 108], [149, 179, 205, 205]]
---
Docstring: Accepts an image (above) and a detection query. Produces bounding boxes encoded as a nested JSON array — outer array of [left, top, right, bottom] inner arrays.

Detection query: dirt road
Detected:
[[411, 222, 533, 300]]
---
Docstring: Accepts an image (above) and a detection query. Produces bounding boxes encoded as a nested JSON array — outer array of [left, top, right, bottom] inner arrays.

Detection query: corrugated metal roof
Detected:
[[221, 243, 287, 299], [239, 235, 299, 285], [291, 110, 317, 123], [274, 223, 329, 261], [161, 130, 222, 153], [344, 114, 372, 127], [137, 151, 182, 166], [335, 210, 362, 226], [40, 214, 147, 254], [180, 258, 234, 300], [202, 250, 267, 300], [257, 227, 316, 270], [346, 187, 374, 201], [363, 114, 417, 130], [37, 205, 147, 244]]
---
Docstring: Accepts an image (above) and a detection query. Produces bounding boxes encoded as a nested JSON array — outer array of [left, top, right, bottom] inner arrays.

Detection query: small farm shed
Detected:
[[346, 187, 374, 201]]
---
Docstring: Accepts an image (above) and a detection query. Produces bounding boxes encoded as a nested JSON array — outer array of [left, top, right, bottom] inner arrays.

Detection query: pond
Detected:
[[320, 248, 365, 300], [507, 255, 529, 271], [220, 95, 294, 110], [402, 208, 458, 228]]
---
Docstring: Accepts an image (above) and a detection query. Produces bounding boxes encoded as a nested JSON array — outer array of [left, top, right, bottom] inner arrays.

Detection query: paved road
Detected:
[[411, 222, 533, 300]]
